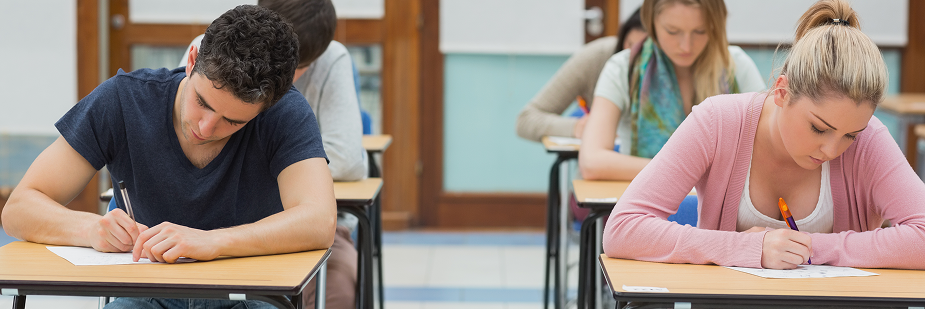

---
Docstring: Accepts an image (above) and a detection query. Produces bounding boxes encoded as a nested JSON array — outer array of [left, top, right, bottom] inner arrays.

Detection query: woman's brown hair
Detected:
[[640, 0, 732, 105]]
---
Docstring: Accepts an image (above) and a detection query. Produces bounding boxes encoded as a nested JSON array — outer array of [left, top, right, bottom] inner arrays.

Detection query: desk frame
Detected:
[[599, 255, 925, 308], [0, 242, 330, 309], [542, 137, 579, 309], [576, 199, 613, 309], [334, 178, 384, 309], [362, 134, 390, 309]]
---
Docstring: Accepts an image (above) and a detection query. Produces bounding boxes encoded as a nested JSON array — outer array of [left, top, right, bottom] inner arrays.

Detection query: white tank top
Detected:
[[736, 161, 834, 233]]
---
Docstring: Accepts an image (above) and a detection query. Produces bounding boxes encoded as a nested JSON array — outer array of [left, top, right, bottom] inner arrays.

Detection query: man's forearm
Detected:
[[210, 203, 337, 257]]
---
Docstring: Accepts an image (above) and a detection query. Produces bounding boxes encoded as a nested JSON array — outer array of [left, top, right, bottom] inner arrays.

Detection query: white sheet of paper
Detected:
[[547, 136, 582, 146], [622, 285, 669, 292], [585, 197, 619, 203], [725, 265, 878, 279], [47, 246, 195, 266]]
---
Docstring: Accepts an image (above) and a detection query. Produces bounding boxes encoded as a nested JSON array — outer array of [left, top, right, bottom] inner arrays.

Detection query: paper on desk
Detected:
[[585, 197, 619, 203], [725, 265, 878, 279], [622, 285, 669, 292], [47, 246, 195, 266], [547, 136, 582, 146]]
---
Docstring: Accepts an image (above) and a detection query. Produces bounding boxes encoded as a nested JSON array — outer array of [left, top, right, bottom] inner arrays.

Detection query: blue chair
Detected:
[[667, 195, 698, 226], [352, 56, 372, 135]]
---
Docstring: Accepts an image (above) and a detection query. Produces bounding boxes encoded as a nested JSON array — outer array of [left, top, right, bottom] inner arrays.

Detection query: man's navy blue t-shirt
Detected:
[[55, 67, 327, 230]]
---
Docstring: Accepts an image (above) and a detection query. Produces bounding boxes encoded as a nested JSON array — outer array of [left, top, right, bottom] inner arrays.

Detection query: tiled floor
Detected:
[[0, 228, 588, 309]]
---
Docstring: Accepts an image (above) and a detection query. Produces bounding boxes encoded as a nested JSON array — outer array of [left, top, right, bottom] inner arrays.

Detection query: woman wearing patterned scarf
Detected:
[[579, 0, 765, 180]]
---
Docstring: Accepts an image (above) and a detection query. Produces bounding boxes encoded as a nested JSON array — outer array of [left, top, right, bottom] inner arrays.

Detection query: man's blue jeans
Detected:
[[104, 297, 279, 309]]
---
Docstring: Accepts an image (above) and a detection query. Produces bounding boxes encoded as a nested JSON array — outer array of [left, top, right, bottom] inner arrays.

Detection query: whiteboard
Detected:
[[331, 0, 383, 19], [440, 0, 585, 55], [131, 0, 381, 23], [0, 0, 77, 134], [130, 0, 257, 24], [620, 0, 907, 46]]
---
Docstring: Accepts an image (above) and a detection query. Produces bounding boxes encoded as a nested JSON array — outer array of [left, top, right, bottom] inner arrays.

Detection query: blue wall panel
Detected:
[[443, 53, 568, 192]]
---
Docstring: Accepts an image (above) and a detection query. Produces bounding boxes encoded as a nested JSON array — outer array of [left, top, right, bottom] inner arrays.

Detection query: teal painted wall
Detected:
[[443, 53, 568, 192], [442, 48, 905, 193]]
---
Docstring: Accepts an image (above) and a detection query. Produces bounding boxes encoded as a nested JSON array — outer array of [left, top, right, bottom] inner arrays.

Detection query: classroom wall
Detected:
[[0, 1, 76, 187], [441, 1, 908, 193]]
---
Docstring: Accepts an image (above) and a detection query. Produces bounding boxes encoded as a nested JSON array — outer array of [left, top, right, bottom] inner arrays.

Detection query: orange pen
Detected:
[[778, 198, 811, 264], [577, 96, 589, 114]]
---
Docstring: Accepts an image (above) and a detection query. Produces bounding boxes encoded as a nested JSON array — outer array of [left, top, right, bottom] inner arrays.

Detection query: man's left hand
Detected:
[[132, 222, 222, 263]]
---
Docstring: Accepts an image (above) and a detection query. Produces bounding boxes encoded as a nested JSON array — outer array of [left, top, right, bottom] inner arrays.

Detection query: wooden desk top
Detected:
[[600, 255, 925, 304], [573, 179, 695, 208], [333, 177, 382, 206], [362, 135, 392, 153], [542, 136, 580, 154], [572, 179, 630, 206], [879, 93, 925, 115], [0, 241, 329, 293]]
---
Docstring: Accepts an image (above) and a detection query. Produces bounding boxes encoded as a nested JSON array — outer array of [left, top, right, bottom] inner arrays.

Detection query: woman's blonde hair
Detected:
[[780, 0, 887, 106], [641, 0, 732, 105]]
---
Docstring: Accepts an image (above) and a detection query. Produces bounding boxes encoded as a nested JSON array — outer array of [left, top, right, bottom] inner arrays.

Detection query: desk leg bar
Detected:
[[317, 260, 328, 309], [373, 195, 384, 309], [340, 206, 374, 309], [578, 209, 611, 309], [11, 296, 24, 309], [544, 155, 568, 309], [367, 152, 385, 309]]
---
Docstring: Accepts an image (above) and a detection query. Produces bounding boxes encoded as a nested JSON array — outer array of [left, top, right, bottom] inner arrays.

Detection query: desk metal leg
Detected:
[[557, 161, 570, 309], [339, 206, 374, 309], [544, 155, 569, 309], [316, 260, 328, 309], [367, 152, 385, 309], [11, 296, 24, 309], [578, 209, 611, 309]]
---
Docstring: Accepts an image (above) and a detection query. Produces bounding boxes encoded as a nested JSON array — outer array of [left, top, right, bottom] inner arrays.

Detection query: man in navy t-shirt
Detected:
[[1, 5, 336, 308]]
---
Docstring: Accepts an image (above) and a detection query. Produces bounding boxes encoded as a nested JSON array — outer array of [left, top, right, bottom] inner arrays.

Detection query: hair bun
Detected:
[[794, 0, 859, 42]]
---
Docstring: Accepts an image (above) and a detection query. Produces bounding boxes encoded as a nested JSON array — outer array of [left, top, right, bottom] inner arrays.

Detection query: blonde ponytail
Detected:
[[781, 0, 887, 106]]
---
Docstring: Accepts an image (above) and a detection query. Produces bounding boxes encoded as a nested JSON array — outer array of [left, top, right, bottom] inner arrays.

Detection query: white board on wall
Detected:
[[131, 0, 381, 23], [0, 0, 77, 135], [440, 0, 586, 55], [620, 0, 907, 46], [130, 0, 257, 24], [331, 0, 383, 19]]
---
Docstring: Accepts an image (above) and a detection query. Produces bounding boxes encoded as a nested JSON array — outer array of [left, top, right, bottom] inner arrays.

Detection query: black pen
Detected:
[[118, 181, 136, 222]]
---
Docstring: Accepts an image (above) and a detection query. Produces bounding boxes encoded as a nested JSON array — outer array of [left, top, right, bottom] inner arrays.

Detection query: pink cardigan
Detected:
[[602, 92, 925, 269]]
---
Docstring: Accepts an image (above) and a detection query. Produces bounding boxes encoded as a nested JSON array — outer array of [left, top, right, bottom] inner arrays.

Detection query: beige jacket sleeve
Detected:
[[515, 36, 618, 142]]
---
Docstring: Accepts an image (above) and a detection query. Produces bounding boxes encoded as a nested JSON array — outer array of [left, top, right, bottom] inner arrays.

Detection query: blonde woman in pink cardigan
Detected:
[[603, 0, 925, 270]]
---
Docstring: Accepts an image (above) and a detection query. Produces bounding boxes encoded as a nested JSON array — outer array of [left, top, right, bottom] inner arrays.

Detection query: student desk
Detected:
[[99, 178, 384, 309], [0, 241, 330, 309], [599, 255, 925, 308], [572, 179, 630, 309], [877, 93, 925, 172], [361, 134, 391, 309], [333, 178, 383, 309], [542, 136, 580, 309]]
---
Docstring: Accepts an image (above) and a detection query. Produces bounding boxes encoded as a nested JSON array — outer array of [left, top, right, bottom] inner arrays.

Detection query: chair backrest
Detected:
[[666, 195, 698, 226], [351, 55, 373, 135]]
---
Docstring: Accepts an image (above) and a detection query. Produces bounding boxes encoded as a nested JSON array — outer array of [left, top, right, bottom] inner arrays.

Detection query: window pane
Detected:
[[131, 45, 187, 71], [346, 44, 382, 135]]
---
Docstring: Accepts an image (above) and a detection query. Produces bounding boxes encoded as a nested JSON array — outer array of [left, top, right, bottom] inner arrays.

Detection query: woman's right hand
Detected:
[[760, 229, 812, 269]]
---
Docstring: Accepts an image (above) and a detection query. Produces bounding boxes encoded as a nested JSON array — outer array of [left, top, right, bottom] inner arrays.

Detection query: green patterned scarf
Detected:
[[628, 38, 739, 158]]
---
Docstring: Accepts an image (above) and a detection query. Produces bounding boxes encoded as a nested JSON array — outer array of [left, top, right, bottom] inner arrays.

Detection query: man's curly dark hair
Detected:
[[192, 5, 299, 109]]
